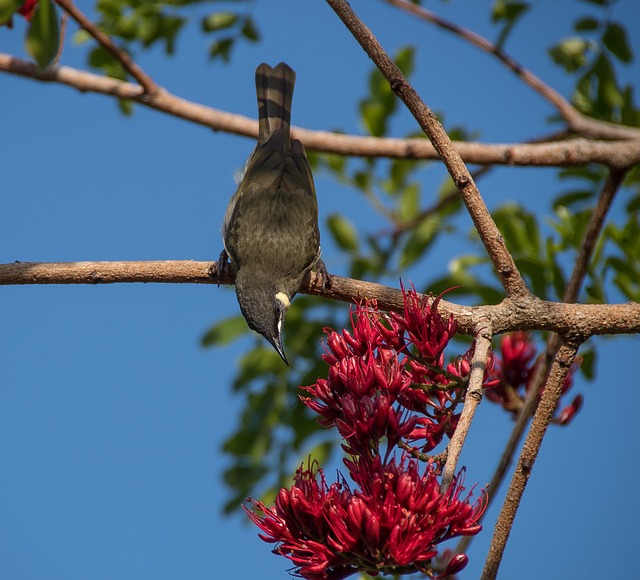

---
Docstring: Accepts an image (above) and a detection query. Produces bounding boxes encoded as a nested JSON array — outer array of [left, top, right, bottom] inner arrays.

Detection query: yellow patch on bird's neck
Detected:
[[275, 292, 291, 309]]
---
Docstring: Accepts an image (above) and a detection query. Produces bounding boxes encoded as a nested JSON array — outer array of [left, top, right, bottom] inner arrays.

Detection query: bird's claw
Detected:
[[315, 259, 332, 290], [215, 249, 233, 286]]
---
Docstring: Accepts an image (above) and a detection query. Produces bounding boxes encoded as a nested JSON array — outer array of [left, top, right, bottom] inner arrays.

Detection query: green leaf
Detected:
[[360, 101, 388, 137], [552, 190, 594, 212], [353, 170, 372, 191], [117, 98, 133, 116], [620, 86, 640, 128], [0, 0, 20, 25], [574, 17, 599, 32], [96, 0, 122, 20], [202, 11, 238, 33], [233, 346, 287, 389], [573, 72, 595, 113], [399, 183, 420, 221], [493, 204, 540, 255], [491, 1, 530, 48], [578, 348, 595, 380], [627, 192, 640, 214], [595, 54, 623, 109], [394, 45, 415, 77], [390, 158, 419, 190], [209, 37, 234, 62], [517, 256, 549, 297], [88, 45, 126, 80], [154, 14, 185, 55], [602, 22, 633, 63], [240, 17, 260, 42], [558, 166, 606, 182], [326, 153, 346, 174], [25, 0, 60, 70], [399, 217, 438, 268], [548, 38, 591, 72], [327, 213, 359, 252], [201, 315, 248, 346], [73, 29, 92, 45], [545, 237, 566, 299]]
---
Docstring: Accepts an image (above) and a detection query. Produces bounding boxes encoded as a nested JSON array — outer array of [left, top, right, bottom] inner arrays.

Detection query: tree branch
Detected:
[[2, 53, 638, 168], [1, 261, 639, 337], [481, 341, 581, 579], [563, 168, 627, 300], [441, 321, 492, 491], [54, 0, 158, 96], [383, 0, 640, 142], [325, 0, 530, 298]]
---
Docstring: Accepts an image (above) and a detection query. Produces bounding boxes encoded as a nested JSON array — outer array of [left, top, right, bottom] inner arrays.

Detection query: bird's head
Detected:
[[234, 271, 291, 365]]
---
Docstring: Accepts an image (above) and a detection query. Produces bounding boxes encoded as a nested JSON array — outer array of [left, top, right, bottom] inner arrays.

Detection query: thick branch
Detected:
[[1, 54, 639, 168], [481, 341, 581, 579], [325, 0, 529, 298], [1, 261, 639, 337], [384, 0, 640, 142]]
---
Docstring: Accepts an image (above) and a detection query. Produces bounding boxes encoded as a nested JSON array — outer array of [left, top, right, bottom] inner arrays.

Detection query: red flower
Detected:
[[486, 332, 583, 425], [390, 287, 458, 366], [18, 0, 39, 19], [245, 460, 485, 579]]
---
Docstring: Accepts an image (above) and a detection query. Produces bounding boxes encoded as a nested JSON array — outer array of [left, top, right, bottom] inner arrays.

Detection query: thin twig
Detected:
[[2, 54, 640, 167], [440, 321, 492, 491], [564, 168, 628, 300], [480, 341, 581, 579], [1, 262, 639, 337], [384, 0, 640, 142], [53, 0, 158, 96], [325, 0, 530, 298], [52, 12, 68, 66]]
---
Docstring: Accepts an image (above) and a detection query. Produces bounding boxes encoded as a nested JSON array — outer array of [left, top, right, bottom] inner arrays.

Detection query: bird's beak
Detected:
[[269, 334, 289, 366]]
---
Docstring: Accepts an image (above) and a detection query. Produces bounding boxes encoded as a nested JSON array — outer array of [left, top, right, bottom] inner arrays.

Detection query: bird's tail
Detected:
[[255, 62, 296, 145]]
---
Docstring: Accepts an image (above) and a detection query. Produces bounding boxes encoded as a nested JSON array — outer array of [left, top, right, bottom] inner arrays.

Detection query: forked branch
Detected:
[[54, 0, 158, 95]]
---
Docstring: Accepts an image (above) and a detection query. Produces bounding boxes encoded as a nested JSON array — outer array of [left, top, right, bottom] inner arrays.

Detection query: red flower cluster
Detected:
[[304, 291, 491, 457], [486, 332, 583, 425], [246, 289, 488, 579], [246, 458, 485, 580]]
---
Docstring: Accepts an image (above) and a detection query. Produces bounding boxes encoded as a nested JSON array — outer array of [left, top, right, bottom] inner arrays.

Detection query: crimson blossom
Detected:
[[246, 459, 484, 580], [485, 331, 583, 425], [246, 289, 489, 579]]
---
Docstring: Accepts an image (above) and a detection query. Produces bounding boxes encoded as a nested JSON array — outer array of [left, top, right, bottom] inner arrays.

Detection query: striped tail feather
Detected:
[[255, 62, 296, 145]]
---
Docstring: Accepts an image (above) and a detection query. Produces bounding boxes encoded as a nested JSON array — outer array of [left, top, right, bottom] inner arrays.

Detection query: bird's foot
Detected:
[[213, 249, 233, 286], [315, 259, 332, 290]]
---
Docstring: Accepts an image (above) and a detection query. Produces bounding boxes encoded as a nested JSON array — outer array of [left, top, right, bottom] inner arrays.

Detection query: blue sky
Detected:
[[1, 1, 639, 578]]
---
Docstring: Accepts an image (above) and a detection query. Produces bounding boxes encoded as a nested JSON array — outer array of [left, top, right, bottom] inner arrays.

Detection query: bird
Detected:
[[219, 62, 329, 365]]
